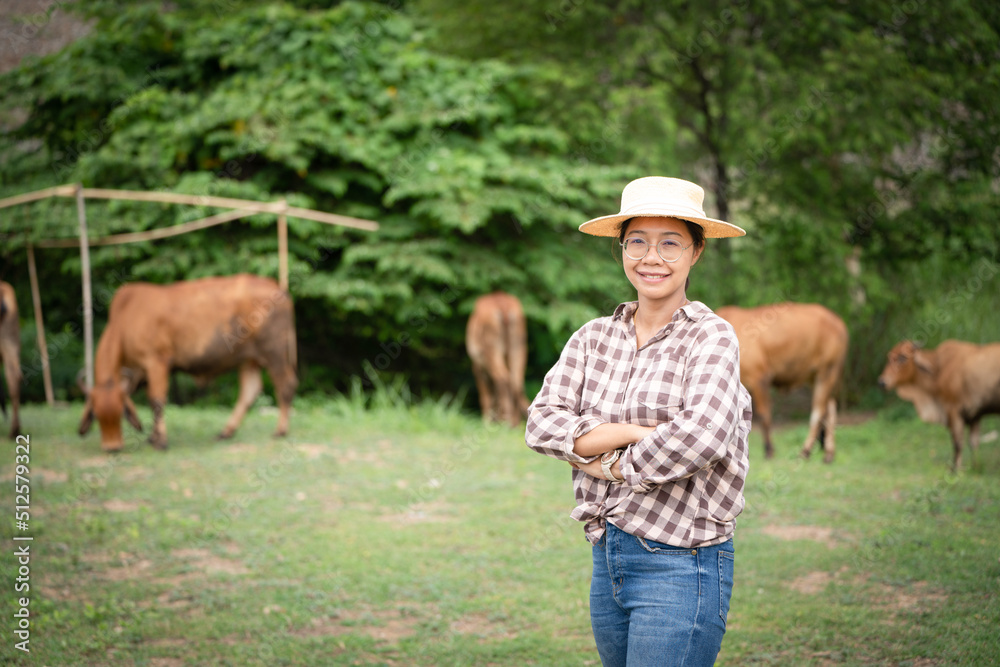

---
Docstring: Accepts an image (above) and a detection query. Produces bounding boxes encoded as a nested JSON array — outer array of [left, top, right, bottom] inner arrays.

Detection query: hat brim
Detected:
[[579, 212, 746, 238]]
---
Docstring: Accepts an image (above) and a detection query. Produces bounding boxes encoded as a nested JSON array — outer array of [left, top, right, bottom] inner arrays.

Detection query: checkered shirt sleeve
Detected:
[[523, 324, 607, 464]]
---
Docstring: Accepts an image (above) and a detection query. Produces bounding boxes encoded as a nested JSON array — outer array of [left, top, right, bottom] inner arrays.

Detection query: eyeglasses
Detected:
[[620, 237, 691, 262]]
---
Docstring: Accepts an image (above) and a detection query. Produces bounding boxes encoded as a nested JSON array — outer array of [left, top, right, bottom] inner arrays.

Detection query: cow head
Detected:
[[878, 340, 934, 390], [78, 372, 143, 452]]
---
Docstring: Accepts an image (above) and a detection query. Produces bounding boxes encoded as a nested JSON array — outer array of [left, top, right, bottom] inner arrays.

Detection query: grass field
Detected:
[[1, 391, 998, 666]]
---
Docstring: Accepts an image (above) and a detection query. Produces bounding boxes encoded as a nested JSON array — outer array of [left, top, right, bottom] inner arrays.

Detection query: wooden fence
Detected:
[[0, 183, 379, 404]]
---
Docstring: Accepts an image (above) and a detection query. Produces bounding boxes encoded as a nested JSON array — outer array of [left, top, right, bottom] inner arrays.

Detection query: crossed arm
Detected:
[[527, 325, 745, 488], [571, 422, 657, 479]]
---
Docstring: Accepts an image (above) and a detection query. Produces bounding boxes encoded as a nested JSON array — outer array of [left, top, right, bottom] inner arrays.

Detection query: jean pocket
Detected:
[[634, 536, 692, 555], [718, 551, 735, 625]]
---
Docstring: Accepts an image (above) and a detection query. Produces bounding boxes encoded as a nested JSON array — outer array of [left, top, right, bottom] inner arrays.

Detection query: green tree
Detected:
[[415, 0, 1000, 400], [0, 1, 635, 402], [3, 0, 999, 407]]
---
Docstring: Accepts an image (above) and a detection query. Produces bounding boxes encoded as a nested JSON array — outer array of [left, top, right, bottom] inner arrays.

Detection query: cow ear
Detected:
[[914, 351, 935, 374], [123, 395, 143, 432], [78, 400, 94, 436]]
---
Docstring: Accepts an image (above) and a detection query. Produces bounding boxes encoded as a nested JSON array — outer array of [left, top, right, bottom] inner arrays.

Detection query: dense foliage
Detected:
[[0, 1, 638, 401], [419, 0, 1000, 398], [1, 0, 998, 408]]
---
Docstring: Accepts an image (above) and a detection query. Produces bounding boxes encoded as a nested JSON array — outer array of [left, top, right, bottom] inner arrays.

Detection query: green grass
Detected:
[[1, 394, 998, 666]]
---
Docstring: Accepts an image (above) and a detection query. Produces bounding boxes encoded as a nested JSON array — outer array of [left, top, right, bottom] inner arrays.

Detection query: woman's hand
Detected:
[[571, 455, 622, 481], [573, 423, 656, 458]]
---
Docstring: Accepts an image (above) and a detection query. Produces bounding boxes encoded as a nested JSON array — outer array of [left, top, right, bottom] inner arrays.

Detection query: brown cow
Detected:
[[717, 302, 849, 463], [0, 281, 22, 439], [878, 339, 1000, 471], [78, 274, 298, 451], [466, 291, 529, 427]]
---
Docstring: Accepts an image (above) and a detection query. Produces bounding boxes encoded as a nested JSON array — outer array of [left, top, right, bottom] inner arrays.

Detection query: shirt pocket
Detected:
[[633, 380, 684, 426], [580, 356, 615, 413]]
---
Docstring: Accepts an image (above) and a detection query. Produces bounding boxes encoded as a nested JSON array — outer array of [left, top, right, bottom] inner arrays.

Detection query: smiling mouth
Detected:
[[637, 271, 670, 280]]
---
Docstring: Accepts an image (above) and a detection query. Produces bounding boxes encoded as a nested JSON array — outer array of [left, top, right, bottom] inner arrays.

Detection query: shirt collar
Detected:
[[612, 300, 710, 324]]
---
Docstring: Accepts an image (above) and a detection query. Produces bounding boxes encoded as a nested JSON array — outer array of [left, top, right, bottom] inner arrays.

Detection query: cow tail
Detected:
[[0, 364, 6, 418], [504, 306, 527, 394], [287, 294, 298, 372], [288, 323, 298, 372], [0, 294, 7, 418]]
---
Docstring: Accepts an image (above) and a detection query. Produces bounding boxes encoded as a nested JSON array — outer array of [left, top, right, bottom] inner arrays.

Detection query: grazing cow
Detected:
[[466, 291, 529, 427], [0, 281, 22, 439], [878, 339, 1000, 471], [78, 274, 298, 452], [717, 302, 848, 463]]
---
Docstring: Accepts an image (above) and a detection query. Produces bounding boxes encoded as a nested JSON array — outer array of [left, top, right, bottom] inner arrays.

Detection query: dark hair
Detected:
[[617, 217, 706, 249]]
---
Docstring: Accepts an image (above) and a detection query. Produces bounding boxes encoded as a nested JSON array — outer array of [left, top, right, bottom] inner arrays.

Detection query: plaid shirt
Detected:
[[526, 300, 751, 548]]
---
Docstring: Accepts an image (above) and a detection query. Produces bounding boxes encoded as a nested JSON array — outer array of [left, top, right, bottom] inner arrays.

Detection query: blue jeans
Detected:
[[590, 524, 734, 667]]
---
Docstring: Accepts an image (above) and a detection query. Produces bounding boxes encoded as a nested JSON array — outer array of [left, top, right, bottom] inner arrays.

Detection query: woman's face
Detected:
[[621, 216, 702, 304]]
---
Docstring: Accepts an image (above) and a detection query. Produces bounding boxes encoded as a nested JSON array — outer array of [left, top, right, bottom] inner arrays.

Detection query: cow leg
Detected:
[[750, 381, 775, 459], [266, 362, 297, 438], [500, 346, 521, 427], [145, 361, 171, 450], [503, 379, 520, 428], [219, 362, 262, 440], [4, 360, 20, 440], [799, 409, 821, 460], [470, 361, 494, 424], [485, 352, 514, 427], [968, 418, 982, 467], [946, 411, 965, 472], [802, 368, 838, 462], [0, 340, 20, 439], [505, 314, 530, 423], [821, 398, 837, 463]]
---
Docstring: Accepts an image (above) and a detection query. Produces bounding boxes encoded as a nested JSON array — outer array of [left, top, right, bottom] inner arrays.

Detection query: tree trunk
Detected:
[[712, 158, 735, 300]]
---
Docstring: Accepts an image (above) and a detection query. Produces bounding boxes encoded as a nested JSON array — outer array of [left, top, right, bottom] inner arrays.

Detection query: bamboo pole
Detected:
[[1, 184, 379, 402], [75, 184, 94, 390], [77, 188, 289, 213], [25, 244, 54, 406], [35, 208, 259, 248], [73, 188, 379, 230], [0, 184, 76, 210], [33, 194, 377, 248], [277, 199, 288, 291], [2, 185, 378, 233], [283, 206, 378, 231], [2, 185, 379, 230]]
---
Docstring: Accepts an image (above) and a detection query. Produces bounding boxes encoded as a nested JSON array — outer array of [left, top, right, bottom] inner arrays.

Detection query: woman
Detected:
[[525, 176, 752, 667]]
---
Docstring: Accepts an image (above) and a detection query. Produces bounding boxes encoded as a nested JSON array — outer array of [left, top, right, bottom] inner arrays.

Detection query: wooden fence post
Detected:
[[25, 244, 54, 406], [75, 183, 94, 390], [277, 199, 288, 291]]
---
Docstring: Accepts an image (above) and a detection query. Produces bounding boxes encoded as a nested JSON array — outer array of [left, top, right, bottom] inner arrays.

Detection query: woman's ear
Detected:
[[691, 244, 704, 265]]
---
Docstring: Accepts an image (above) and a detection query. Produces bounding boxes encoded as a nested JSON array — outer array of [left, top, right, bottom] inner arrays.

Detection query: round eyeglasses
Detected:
[[620, 237, 691, 262]]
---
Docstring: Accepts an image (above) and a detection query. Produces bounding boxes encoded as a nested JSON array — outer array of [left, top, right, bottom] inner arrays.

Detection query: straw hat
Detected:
[[579, 176, 745, 238]]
